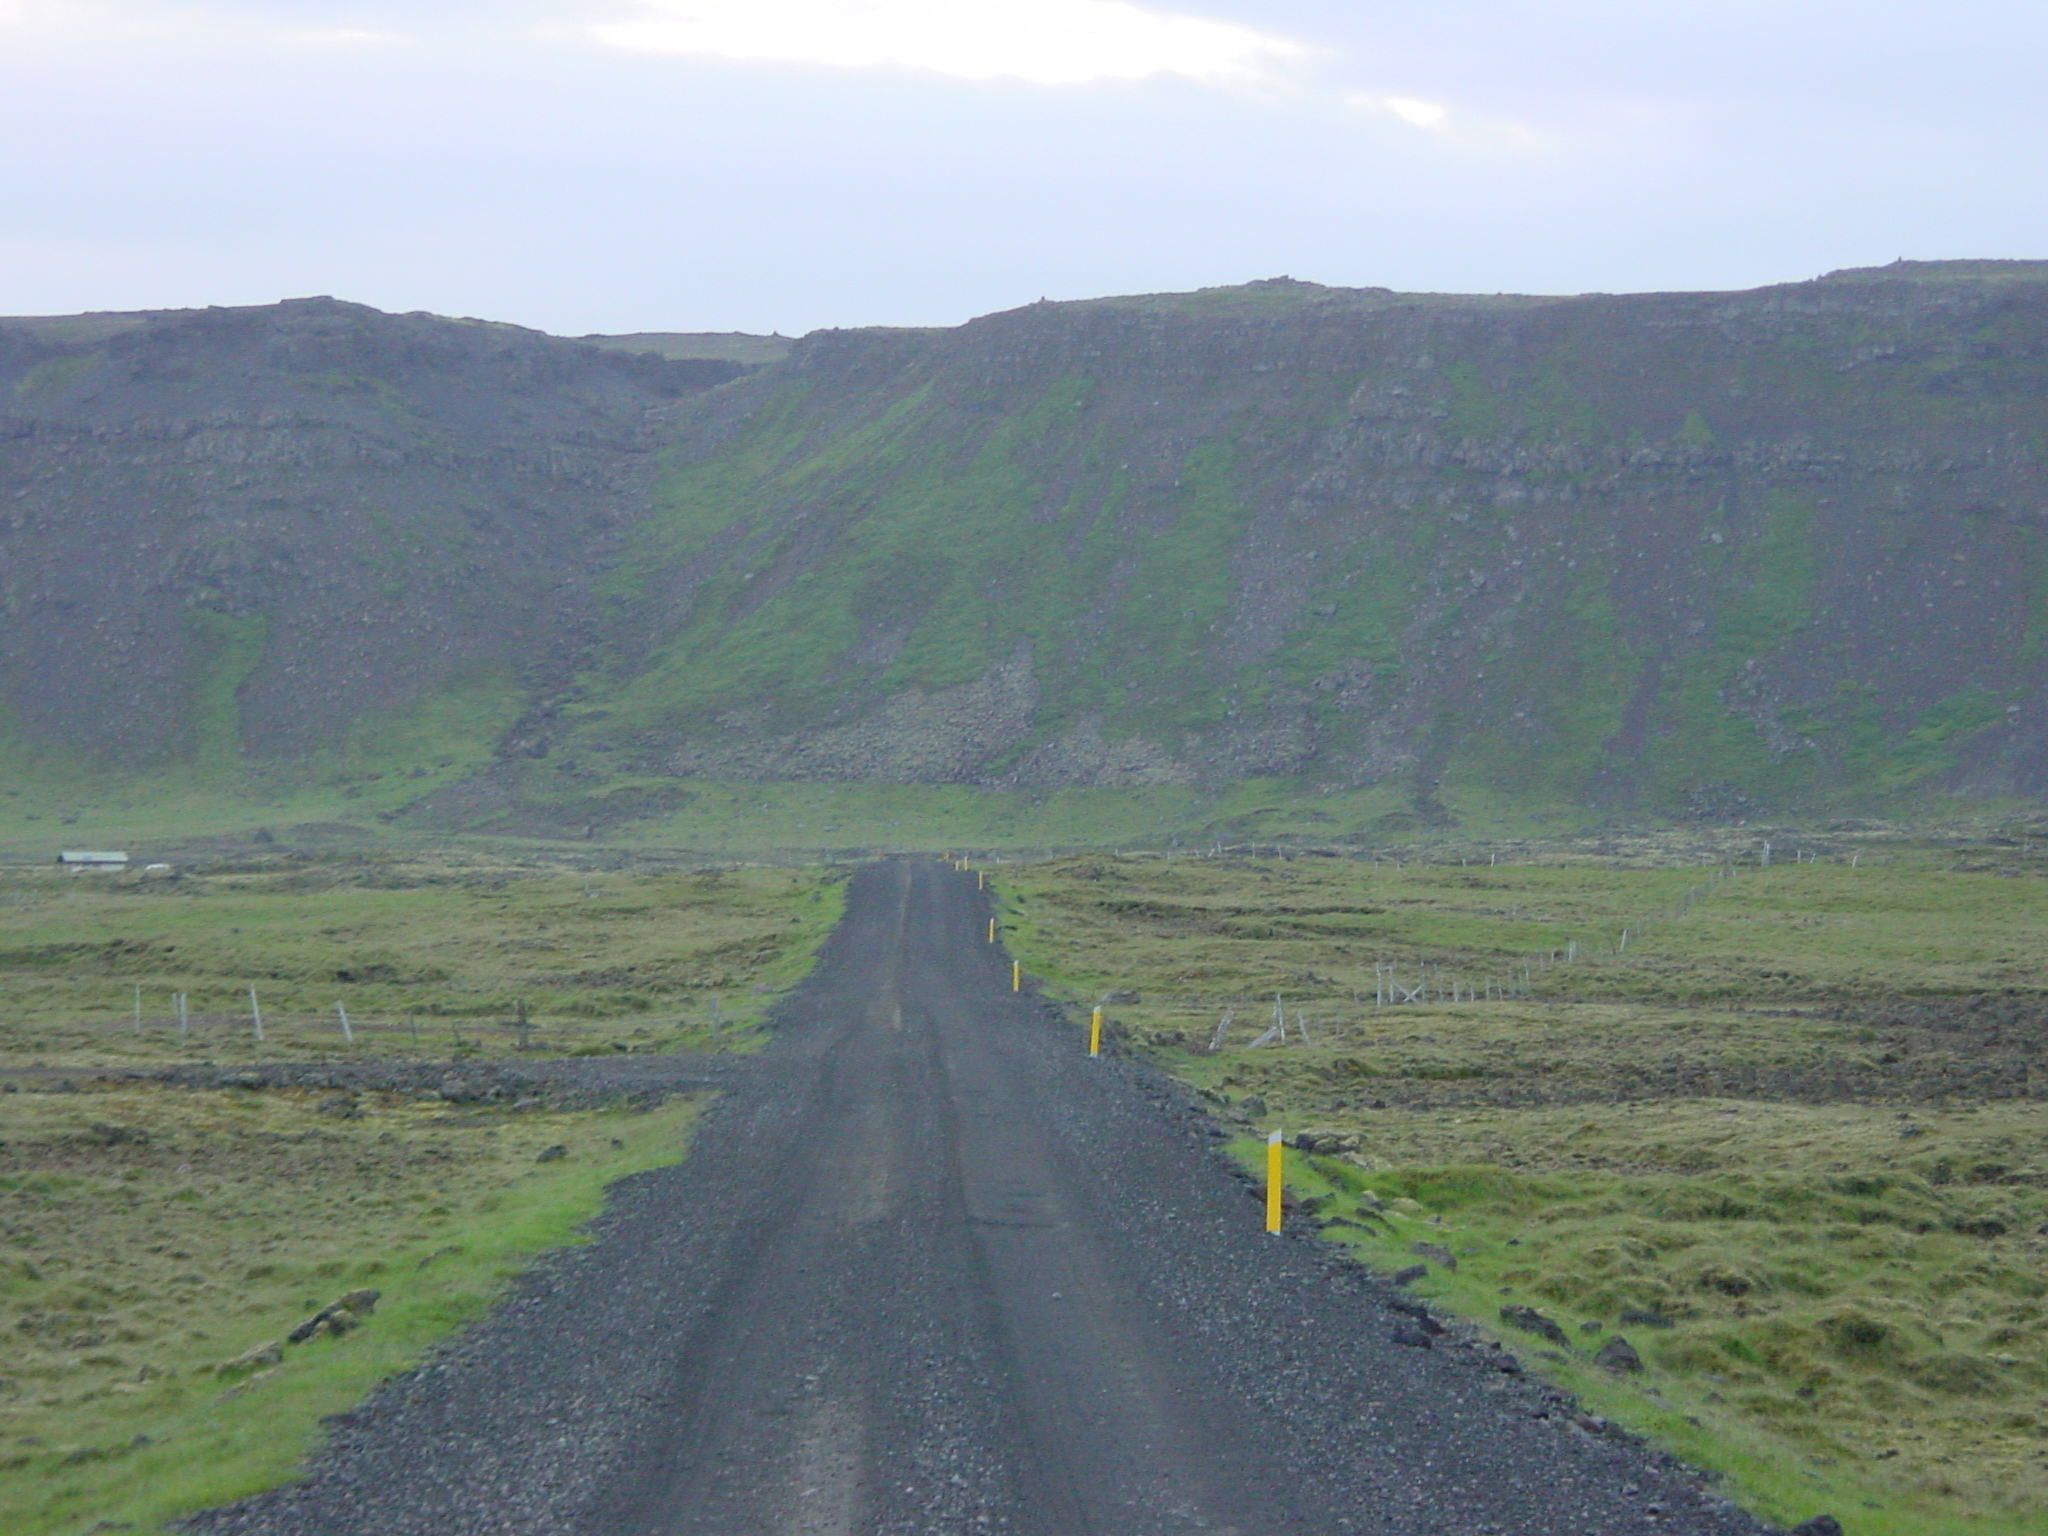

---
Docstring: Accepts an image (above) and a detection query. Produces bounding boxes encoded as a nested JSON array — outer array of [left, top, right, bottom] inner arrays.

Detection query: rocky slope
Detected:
[[0, 298, 738, 774], [561, 261, 2048, 818], [8, 264, 2048, 824]]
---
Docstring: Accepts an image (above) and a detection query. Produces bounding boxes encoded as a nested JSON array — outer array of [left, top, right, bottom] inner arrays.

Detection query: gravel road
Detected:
[[191, 859, 1784, 1536]]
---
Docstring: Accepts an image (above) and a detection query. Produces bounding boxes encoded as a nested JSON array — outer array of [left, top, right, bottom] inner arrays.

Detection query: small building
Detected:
[[57, 850, 128, 868]]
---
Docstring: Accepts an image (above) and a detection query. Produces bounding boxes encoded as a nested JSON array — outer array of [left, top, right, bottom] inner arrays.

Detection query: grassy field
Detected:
[[0, 854, 844, 1070], [994, 835, 2048, 1536], [0, 1086, 700, 1534], [0, 852, 845, 1534]]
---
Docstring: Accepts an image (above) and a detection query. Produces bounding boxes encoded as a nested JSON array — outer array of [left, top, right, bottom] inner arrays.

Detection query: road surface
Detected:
[[195, 859, 1778, 1536]]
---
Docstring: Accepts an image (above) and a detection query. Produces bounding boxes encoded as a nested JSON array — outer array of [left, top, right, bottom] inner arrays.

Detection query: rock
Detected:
[[536, 1144, 568, 1163], [1102, 989, 1140, 1004], [1389, 1300, 1446, 1335], [316, 1095, 360, 1119], [1618, 1307, 1675, 1329], [1390, 1264, 1429, 1286], [1595, 1335, 1644, 1373], [1409, 1241, 1456, 1271], [1580, 1320, 1603, 1334], [1390, 1325, 1435, 1349], [1239, 1097, 1267, 1119], [287, 1288, 382, 1344], [1790, 1518, 1843, 1536], [1294, 1127, 1361, 1155], [217, 1340, 283, 1374], [1500, 1305, 1572, 1346]]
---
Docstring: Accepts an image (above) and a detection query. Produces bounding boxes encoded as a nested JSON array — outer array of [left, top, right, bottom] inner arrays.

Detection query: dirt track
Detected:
[[192, 860, 1779, 1535]]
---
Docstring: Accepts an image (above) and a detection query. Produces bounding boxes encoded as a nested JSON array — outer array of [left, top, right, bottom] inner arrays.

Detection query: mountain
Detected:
[[0, 298, 740, 785], [6, 263, 2048, 837]]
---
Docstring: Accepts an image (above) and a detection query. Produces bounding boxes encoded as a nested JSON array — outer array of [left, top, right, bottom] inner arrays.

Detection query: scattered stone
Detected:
[[1409, 1241, 1456, 1271], [1790, 1518, 1843, 1536], [1389, 1264, 1429, 1286], [1102, 989, 1140, 1004], [1500, 1305, 1571, 1346], [1619, 1307, 1674, 1329], [1390, 1325, 1435, 1349], [536, 1144, 568, 1163], [1595, 1335, 1644, 1373], [1239, 1097, 1267, 1119], [316, 1095, 360, 1119], [1294, 1128, 1361, 1155], [1580, 1320, 1603, 1334]]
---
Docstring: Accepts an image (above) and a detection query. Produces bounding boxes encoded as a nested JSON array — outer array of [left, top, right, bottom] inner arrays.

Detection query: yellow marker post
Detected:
[[977, 870, 985, 890], [1011, 960, 1021, 992], [1265, 1130, 1285, 1233], [1089, 1007, 1102, 1057], [987, 917, 996, 943]]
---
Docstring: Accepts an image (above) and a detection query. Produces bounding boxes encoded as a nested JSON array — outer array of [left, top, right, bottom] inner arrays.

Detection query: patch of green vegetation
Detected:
[[12, 354, 99, 402], [1880, 689, 2009, 791], [2014, 525, 2048, 664], [994, 840, 2048, 1535], [1455, 556, 1638, 801], [0, 1082, 702, 1535], [180, 610, 269, 777], [1645, 494, 1822, 807]]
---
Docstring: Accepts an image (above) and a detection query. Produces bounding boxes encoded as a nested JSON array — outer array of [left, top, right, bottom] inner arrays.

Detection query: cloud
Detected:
[[1344, 89, 1546, 152], [585, 0, 1305, 87]]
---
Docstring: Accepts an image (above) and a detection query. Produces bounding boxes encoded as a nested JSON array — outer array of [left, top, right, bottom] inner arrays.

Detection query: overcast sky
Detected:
[[2, 1, 2044, 335]]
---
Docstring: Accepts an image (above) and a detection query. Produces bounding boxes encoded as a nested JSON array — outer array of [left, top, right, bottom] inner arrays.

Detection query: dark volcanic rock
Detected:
[[1501, 1304, 1573, 1347], [1595, 1335, 1645, 1373]]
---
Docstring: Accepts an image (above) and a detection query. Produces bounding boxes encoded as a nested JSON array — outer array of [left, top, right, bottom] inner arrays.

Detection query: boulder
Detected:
[[1595, 1335, 1644, 1373], [1408, 1241, 1456, 1271], [286, 1288, 382, 1345], [1500, 1305, 1571, 1347]]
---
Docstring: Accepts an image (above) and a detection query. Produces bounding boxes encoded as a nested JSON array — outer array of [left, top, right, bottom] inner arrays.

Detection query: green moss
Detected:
[[12, 354, 99, 402], [1645, 494, 1821, 806], [181, 609, 268, 776]]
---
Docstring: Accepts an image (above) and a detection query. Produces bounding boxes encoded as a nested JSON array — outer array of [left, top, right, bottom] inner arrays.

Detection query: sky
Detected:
[[1, 1, 2044, 336]]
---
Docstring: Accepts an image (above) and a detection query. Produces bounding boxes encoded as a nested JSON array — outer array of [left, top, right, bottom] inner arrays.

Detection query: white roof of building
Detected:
[[58, 850, 129, 862]]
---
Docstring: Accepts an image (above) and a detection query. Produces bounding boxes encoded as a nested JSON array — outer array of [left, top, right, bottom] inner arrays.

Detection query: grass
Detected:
[[0, 854, 845, 1071], [993, 836, 2048, 1536], [0, 1083, 702, 1534]]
